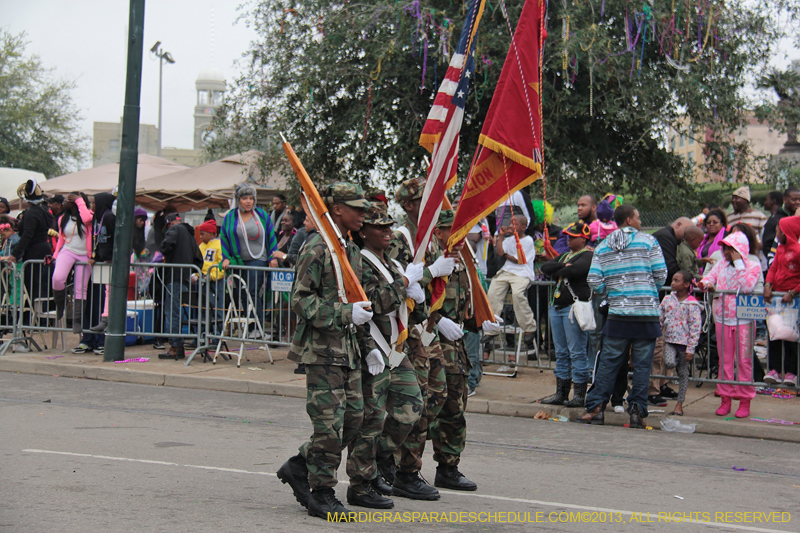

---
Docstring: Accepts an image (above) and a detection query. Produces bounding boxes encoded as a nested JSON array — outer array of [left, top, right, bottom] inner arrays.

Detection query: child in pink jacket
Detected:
[[51, 193, 93, 334], [660, 270, 703, 416], [698, 232, 762, 418]]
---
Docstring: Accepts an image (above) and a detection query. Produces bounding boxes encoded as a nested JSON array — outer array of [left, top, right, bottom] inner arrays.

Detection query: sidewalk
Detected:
[[1, 340, 799, 443]]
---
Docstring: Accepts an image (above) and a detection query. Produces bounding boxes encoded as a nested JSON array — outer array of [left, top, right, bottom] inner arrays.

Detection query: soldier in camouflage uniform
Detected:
[[276, 183, 380, 520], [378, 177, 456, 501], [428, 209, 489, 491], [344, 202, 424, 509]]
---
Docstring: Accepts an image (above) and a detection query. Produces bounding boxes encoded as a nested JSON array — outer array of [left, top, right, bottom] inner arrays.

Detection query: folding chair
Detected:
[[213, 274, 273, 367]]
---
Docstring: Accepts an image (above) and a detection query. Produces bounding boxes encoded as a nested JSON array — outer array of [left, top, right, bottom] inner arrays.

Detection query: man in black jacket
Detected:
[[159, 212, 201, 360], [649, 216, 692, 404]]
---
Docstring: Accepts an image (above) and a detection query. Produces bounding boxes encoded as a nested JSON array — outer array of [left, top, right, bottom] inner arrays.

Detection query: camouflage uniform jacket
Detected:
[[386, 218, 442, 338], [432, 243, 477, 375], [361, 249, 407, 347], [288, 232, 375, 368]]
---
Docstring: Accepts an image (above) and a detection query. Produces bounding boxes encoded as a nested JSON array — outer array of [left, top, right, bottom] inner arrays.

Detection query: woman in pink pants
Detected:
[[699, 232, 762, 419], [52, 193, 93, 335]]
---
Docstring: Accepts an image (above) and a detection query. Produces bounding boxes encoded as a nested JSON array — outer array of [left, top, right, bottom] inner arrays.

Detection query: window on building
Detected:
[[109, 139, 120, 153], [679, 135, 685, 147], [671, 136, 676, 150], [198, 90, 209, 105], [212, 91, 223, 106], [687, 151, 695, 166], [688, 134, 694, 145]]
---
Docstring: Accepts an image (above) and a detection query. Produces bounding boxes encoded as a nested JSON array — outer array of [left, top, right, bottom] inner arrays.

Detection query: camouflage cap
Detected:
[[436, 209, 455, 229], [323, 182, 370, 209], [364, 201, 394, 226], [395, 177, 426, 204]]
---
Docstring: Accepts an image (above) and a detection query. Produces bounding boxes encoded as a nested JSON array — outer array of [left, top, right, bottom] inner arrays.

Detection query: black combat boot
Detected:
[[629, 403, 644, 429], [307, 488, 351, 520], [54, 289, 66, 320], [374, 454, 395, 495], [564, 382, 588, 408], [347, 483, 394, 509], [540, 378, 571, 405], [434, 464, 477, 491], [392, 471, 440, 500], [276, 454, 310, 508]]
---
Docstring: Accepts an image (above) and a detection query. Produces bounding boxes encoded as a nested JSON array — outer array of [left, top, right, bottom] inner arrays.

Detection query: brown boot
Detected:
[[158, 344, 185, 360], [577, 404, 604, 425]]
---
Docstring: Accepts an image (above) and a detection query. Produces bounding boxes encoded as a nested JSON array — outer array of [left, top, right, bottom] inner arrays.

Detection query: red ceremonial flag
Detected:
[[449, 0, 547, 248]]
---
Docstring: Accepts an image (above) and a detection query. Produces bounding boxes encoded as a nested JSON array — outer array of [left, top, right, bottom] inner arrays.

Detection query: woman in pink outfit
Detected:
[[51, 192, 93, 334], [698, 232, 762, 419]]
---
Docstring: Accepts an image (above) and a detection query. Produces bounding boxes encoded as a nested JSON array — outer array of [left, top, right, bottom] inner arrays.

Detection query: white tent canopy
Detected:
[[36, 155, 188, 201], [135, 150, 286, 212]]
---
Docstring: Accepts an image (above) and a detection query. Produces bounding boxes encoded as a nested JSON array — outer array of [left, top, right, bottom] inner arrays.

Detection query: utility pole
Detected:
[[150, 41, 175, 157], [105, 0, 145, 362]]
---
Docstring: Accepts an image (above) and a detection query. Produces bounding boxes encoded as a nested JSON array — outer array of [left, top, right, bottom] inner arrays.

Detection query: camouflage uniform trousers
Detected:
[[394, 335, 447, 474], [375, 352, 423, 466], [345, 363, 390, 490], [298, 364, 364, 490], [431, 338, 469, 467]]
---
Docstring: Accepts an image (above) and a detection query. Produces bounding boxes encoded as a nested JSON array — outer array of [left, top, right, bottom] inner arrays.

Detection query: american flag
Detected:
[[414, 0, 486, 264]]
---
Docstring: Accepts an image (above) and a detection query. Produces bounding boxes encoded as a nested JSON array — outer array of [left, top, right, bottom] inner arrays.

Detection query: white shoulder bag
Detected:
[[564, 280, 596, 332]]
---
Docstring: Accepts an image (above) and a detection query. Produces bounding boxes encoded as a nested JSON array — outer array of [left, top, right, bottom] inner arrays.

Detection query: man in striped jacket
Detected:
[[578, 205, 668, 429]]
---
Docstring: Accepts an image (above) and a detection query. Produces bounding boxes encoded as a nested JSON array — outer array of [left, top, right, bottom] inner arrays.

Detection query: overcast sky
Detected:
[[4, 1, 799, 174], [4, 0, 256, 167]]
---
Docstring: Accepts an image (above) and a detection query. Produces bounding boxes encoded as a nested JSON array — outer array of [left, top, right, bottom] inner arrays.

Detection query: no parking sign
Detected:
[[271, 271, 294, 292]]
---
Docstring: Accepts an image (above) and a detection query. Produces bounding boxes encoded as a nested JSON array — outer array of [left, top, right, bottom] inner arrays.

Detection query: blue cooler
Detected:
[[127, 300, 155, 342], [125, 311, 139, 346]]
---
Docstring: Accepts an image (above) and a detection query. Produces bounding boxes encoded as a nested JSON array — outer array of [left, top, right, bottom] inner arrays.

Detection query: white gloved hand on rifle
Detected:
[[351, 301, 373, 326], [403, 262, 425, 286], [406, 282, 426, 304], [437, 317, 464, 341], [365, 349, 386, 375], [482, 315, 504, 335], [427, 255, 456, 278]]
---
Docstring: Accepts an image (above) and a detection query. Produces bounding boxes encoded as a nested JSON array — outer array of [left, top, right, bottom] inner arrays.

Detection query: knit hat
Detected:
[[732, 186, 751, 202], [596, 200, 614, 223], [134, 207, 148, 219], [165, 212, 181, 224], [197, 219, 218, 234], [563, 221, 591, 239], [395, 177, 426, 204], [235, 183, 258, 200]]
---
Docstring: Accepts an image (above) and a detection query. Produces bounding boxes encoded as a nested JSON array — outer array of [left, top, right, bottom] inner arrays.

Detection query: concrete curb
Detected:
[[2, 358, 797, 443]]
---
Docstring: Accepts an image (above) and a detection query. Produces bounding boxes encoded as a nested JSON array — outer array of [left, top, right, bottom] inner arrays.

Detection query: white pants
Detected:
[[486, 270, 536, 334]]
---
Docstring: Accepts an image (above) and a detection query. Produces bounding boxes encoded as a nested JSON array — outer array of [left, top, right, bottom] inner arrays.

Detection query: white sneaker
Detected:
[[613, 405, 625, 414], [13, 344, 29, 353], [468, 388, 477, 397]]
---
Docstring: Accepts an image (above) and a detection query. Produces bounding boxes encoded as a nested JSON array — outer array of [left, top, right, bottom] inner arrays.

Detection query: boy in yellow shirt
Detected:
[[197, 220, 225, 327]]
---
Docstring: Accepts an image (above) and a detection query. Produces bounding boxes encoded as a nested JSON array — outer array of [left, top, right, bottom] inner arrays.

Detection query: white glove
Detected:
[[437, 317, 464, 341], [403, 262, 425, 286], [427, 255, 456, 278], [365, 349, 386, 376], [406, 282, 426, 304], [351, 301, 373, 326], [482, 315, 503, 335]]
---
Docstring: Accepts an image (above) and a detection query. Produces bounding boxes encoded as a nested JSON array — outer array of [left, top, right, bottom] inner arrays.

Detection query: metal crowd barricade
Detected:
[[649, 288, 800, 392], [186, 264, 295, 367]]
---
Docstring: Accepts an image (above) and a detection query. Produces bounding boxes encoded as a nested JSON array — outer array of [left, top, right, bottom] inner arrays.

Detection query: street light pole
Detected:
[[150, 42, 174, 157]]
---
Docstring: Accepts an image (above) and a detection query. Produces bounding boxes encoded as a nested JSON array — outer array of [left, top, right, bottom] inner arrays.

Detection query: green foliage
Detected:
[[0, 31, 89, 177], [206, 0, 799, 209]]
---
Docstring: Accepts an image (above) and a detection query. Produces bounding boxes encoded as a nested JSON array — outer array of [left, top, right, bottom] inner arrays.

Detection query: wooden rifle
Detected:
[[281, 134, 368, 304]]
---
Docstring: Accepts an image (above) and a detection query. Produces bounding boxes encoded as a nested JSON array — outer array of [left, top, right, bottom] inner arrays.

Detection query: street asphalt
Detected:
[[1, 373, 799, 532]]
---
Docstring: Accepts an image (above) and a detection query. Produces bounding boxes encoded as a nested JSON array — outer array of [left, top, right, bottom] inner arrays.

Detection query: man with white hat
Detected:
[[728, 186, 768, 269]]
